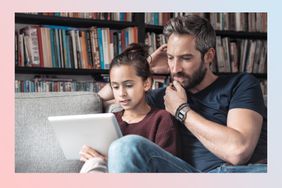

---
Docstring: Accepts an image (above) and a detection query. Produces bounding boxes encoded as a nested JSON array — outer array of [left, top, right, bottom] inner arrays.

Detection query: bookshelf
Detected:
[[15, 12, 267, 93]]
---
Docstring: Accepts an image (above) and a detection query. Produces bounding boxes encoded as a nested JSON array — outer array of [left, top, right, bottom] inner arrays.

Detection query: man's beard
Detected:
[[171, 61, 207, 90]]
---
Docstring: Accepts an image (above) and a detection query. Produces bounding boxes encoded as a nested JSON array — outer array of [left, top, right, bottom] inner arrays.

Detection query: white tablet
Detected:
[[48, 113, 122, 160]]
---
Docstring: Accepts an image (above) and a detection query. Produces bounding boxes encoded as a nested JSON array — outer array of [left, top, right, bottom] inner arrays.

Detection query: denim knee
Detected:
[[108, 135, 145, 157], [108, 135, 148, 172]]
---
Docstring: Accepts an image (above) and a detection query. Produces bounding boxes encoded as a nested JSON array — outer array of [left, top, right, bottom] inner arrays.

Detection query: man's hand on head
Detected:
[[148, 44, 170, 74], [164, 81, 188, 116]]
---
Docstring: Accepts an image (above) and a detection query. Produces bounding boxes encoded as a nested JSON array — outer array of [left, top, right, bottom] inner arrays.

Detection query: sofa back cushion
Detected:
[[15, 92, 102, 173]]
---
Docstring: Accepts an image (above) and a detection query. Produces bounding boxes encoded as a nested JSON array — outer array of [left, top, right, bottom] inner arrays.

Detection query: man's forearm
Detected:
[[182, 110, 259, 165]]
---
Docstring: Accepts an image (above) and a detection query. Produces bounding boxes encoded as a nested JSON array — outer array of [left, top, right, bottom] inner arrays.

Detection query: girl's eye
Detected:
[[125, 84, 133, 88], [112, 86, 119, 90]]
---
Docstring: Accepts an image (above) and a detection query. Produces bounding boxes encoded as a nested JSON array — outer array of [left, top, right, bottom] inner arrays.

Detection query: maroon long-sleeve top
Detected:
[[114, 108, 181, 157]]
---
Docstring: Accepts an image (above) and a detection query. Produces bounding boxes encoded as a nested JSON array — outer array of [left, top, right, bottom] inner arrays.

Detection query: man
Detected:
[[99, 15, 267, 172]]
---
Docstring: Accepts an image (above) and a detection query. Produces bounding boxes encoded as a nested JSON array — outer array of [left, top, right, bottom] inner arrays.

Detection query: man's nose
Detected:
[[172, 60, 182, 74]]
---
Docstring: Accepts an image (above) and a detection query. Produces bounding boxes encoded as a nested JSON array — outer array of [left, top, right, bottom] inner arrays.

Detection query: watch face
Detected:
[[177, 106, 190, 122], [178, 112, 185, 120]]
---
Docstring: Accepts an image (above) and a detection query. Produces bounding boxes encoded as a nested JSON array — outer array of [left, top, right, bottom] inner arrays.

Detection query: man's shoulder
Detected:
[[215, 73, 259, 92], [231, 73, 260, 89], [224, 72, 258, 83]]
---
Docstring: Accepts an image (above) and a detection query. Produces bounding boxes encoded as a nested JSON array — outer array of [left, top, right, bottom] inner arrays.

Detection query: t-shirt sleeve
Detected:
[[229, 74, 266, 116], [154, 112, 181, 157]]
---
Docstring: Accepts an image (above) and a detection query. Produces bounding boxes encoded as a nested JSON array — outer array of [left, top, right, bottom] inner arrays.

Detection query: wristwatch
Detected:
[[175, 104, 191, 123]]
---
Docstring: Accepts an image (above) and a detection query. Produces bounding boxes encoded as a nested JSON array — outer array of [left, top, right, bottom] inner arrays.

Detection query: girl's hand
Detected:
[[148, 44, 170, 74], [79, 145, 106, 162]]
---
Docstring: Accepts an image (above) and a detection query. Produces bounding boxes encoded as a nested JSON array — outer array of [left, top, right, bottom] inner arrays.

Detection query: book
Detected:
[[97, 28, 105, 69], [21, 26, 41, 66]]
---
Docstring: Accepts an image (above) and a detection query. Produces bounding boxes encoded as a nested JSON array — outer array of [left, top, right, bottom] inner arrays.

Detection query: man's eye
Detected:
[[182, 56, 191, 61], [167, 56, 173, 60], [126, 85, 133, 88], [112, 86, 119, 90]]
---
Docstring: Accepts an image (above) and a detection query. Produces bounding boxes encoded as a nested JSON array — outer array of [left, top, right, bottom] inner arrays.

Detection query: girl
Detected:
[[79, 43, 181, 173]]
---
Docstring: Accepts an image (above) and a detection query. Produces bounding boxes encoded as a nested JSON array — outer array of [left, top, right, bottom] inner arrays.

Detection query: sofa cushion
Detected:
[[15, 92, 102, 173]]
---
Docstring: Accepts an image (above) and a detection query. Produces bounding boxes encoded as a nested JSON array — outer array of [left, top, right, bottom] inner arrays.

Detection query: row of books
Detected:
[[15, 78, 107, 93], [25, 12, 267, 33], [144, 13, 172, 26], [145, 32, 166, 54], [209, 13, 267, 33], [25, 12, 133, 22], [214, 37, 267, 74], [15, 25, 138, 69], [145, 12, 267, 33], [15, 76, 168, 93], [15, 76, 267, 94]]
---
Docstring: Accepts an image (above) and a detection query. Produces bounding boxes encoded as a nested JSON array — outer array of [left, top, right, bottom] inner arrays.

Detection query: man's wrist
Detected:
[[175, 103, 191, 123]]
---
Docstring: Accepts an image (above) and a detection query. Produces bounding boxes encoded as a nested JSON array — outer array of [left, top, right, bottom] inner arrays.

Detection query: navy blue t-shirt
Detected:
[[146, 73, 267, 172]]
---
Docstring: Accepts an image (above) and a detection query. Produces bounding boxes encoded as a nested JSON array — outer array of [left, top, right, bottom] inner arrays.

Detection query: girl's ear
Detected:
[[144, 77, 152, 92]]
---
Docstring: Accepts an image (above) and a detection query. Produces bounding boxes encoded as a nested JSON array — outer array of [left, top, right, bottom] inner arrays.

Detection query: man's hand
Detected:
[[164, 80, 188, 116], [79, 145, 106, 162], [148, 44, 170, 74]]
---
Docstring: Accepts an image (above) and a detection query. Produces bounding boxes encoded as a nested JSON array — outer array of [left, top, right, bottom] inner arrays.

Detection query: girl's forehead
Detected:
[[110, 65, 140, 81]]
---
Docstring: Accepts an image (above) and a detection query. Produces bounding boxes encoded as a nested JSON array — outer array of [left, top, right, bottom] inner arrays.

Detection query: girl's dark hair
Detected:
[[109, 43, 152, 81]]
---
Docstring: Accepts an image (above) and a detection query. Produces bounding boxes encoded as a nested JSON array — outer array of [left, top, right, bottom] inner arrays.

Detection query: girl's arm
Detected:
[[79, 145, 108, 173]]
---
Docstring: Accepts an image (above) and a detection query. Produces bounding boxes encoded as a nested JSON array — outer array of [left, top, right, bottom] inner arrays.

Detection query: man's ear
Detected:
[[204, 48, 216, 66], [144, 77, 152, 92]]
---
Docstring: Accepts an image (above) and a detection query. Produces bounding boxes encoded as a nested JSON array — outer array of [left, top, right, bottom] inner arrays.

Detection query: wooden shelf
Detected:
[[215, 30, 267, 40], [145, 24, 164, 33], [15, 13, 137, 29], [15, 67, 109, 75], [15, 67, 171, 77], [15, 67, 267, 79]]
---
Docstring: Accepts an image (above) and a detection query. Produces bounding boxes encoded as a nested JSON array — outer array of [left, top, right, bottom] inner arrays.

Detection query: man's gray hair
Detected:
[[163, 15, 216, 58]]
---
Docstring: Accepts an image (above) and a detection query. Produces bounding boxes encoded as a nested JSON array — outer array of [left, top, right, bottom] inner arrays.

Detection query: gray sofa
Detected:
[[15, 92, 103, 173], [15, 91, 267, 173]]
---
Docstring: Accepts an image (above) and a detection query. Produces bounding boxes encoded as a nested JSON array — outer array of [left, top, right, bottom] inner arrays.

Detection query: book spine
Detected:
[[36, 26, 44, 67], [49, 28, 56, 68], [24, 26, 41, 66], [97, 28, 104, 69]]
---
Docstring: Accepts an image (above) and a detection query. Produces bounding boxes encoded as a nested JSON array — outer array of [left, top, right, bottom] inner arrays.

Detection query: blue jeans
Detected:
[[107, 135, 267, 173]]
